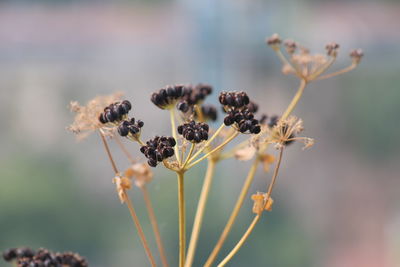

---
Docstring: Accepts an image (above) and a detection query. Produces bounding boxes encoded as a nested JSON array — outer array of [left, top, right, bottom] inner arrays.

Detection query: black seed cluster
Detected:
[[223, 110, 261, 134], [246, 101, 259, 113], [177, 84, 213, 112], [219, 91, 250, 110], [151, 85, 190, 109], [2, 247, 88, 267], [117, 118, 144, 137], [140, 136, 176, 167], [99, 100, 131, 124], [177, 121, 209, 143], [196, 105, 218, 121]]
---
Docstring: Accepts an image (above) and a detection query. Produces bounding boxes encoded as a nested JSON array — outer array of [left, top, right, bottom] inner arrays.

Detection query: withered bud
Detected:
[[326, 42, 340, 57], [350, 49, 364, 64], [266, 33, 281, 50], [283, 39, 297, 54]]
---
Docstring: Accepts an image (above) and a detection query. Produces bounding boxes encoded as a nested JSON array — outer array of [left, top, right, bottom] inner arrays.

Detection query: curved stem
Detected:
[[281, 79, 307, 120], [186, 132, 239, 169], [182, 143, 195, 169], [141, 186, 169, 267], [308, 56, 336, 81], [185, 159, 216, 267], [186, 124, 225, 164], [204, 158, 260, 267], [170, 109, 181, 165], [217, 215, 261, 267], [177, 171, 186, 267], [125, 191, 157, 267], [315, 63, 356, 80], [216, 148, 284, 267]]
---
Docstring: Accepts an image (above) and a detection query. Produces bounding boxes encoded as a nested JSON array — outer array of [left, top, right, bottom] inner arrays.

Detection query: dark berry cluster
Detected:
[[140, 136, 176, 167], [2, 247, 88, 267], [246, 101, 259, 113], [151, 85, 190, 109], [176, 84, 213, 112], [177, 121, 209, 143], [223, 110, 261, 134], [219, 91, 250, 110], [99, 100, 132, 124], [117, 118, 144, 137], [196, 104, 218, 121]]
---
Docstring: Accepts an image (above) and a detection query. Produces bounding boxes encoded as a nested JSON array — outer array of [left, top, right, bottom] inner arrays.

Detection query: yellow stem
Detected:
[[185, 159, 217, 267], [281, 79, 307, 120], [216, 148, 284, 266], [170, 109, 181, 165], [204, 158, 260, 267], [217, 215, 261, 267], [125, 191, 157, 267], [308, 56, 336, 80], [141, 186, 169, 267], [99, 131, 119, 174], [186, 124, 225, 164], [195, 104, 205, 122], [315, 63, 356, 80], [186, 132, 239, 169], [182, 143, 195, 169], [177, 171, 186, 267]]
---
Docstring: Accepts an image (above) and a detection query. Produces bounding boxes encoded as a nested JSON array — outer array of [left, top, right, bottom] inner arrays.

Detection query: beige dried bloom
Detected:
[[113, 175, 132, 204], [266, 33, 281, 50], [125, 163, 154, 188], [67, 92, 123, 140], [268, 116, 314, 150], [251, 192, 274, 214]]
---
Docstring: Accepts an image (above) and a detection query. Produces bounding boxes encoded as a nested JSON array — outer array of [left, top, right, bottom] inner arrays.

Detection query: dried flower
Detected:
[[251, 192, 274, 214], [125, 163, 154, 188], [113, 175, 132, 204], [68, 92, 123, 140], [350, 48, 364, 64], [266, 33, 281, 50]]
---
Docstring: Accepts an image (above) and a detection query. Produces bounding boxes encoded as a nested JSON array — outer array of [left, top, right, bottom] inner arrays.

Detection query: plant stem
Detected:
[[187, 124, 225, 164], [185, 159, 216, 267], [99, 131, 118, 174], [170, 109, 181, 165], [316, 63, 356, 80], [114, 134, 135, 163], [204, 158, 260, 267], [182, 143, 195, 169], [125, 191, 157, 267], [177, 171, 186, 267], [141, 186, 169, 267], [281, 79, 307, 120], [216, 148, 284, 267], [186, 132, 239, 169]]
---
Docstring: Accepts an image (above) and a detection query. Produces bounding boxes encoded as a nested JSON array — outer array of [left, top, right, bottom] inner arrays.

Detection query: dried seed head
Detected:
[[284, 39, 297, 54], [113, 175, 132, 203], [178, 121, 209, 143], [266, 33, 281, 50], [151, 84, 189, 110], [67, 92, 123, 140], [350, 49, 364, 64], [325, 42, 340, 57], [99, 100, 132, 124], [223, 109, 261, 134], [140, 136, 176, 167], [125, 163, 153, 188], [117, 118, 144, 138]]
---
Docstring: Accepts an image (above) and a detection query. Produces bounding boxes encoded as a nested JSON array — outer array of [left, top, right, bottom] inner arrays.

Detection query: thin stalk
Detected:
[[281, 79, 307, 120], [141, 186, 169, 267], [177, 171, 186, 267], [308, 56, 336, 81], [99, 131, 118, 174], [186, 132, 239, 169], [185, 159, 217, 267], [204, 158, 260, 267], [316, 63, 356, 80], [187, 124, 225, 164], [114, 134, 135, 164], [216, 148, 284, 267], [182, 143, 195, 169], [195, 104, 205, 122], [125, 191, 157, 267], [170, 109, 181, 165]]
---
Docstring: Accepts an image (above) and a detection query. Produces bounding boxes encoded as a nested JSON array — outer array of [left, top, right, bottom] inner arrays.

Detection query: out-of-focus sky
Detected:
[[1, 0, 399, 266]]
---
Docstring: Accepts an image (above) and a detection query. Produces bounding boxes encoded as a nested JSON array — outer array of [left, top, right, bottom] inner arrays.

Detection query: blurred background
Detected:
[[1, 0, 399, 266]]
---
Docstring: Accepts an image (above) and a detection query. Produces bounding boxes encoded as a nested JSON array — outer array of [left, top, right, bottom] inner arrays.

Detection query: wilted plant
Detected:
[[3, 34, 362, 267]]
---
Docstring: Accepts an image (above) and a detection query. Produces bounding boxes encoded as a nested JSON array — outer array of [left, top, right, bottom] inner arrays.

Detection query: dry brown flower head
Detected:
[[125, 163, 154, 188], [67, 92, 123, 140], [251, 192, 273, 214], [113, 174, 132, 204]]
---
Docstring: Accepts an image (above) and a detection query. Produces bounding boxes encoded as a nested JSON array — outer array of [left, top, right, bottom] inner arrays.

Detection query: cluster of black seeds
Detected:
[[224, 110, 261, 134], [140, 136, 176, 167], [99, 100, 131, 124], [176, 84, 213, 112], [219, 91, 250, 110], [117, 118, 144, 137], [177, 121, 209, 143], [2, 247, 88, 267], [246, 101, 259, 113], [151, 85, 190, 109], [195, 104, 218, 121]]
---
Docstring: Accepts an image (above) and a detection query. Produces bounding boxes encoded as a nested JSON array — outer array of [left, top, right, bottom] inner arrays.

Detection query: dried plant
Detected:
[[3, 34, 362, 267]]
